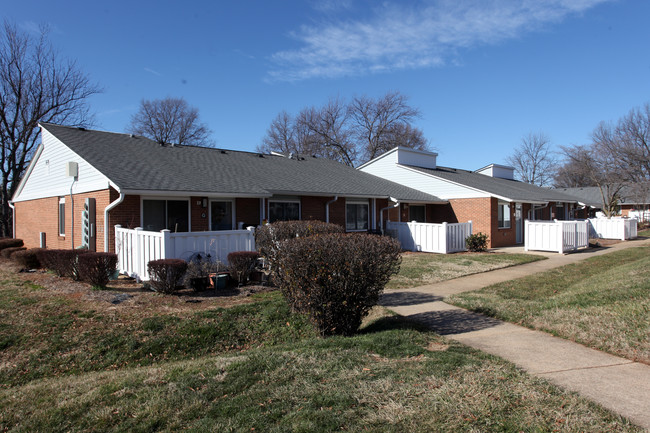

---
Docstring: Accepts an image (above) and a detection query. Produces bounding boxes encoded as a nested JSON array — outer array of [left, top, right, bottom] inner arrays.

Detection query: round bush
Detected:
[[227, 251, 259, 285], [12, 248, 44, 269], [465, 232, 489, 252], [147, 259, 188, 294], [275, 233, 401, 336]]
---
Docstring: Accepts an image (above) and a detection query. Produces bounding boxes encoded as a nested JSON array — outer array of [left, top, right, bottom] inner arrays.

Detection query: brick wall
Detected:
[[301, 196, 329, 222], [236, 198, 260, 227], [190, 197, 210, 231], [15, 188, 112, 252]]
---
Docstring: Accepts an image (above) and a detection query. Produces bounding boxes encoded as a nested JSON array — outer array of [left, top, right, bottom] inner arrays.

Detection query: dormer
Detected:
[[395, 147, 438, 169], [475, 163, 515, 180]]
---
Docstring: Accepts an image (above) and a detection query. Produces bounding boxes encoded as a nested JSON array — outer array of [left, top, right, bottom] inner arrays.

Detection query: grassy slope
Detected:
[[387, 253, 545, 290], [0, 266, 641, 431], [448, 247, 650, 363]]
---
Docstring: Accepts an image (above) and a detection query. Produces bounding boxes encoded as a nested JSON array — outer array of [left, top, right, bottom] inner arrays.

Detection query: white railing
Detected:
[[386, 221, 472, 254], [115, 225, 256, 281], [588, 218, 638, 240], [525, 220, 589, 253]]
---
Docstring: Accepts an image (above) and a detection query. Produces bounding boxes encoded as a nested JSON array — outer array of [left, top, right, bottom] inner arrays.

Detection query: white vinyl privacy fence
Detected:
[[115, 225, 256, 281], [588, 218, 637, 240], [386, 221, 472, 254], [525, 220, 589, 253]]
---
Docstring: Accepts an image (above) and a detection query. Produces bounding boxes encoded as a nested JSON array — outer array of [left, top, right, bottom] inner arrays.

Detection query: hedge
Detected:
[[0, 238, 23, 251], [77, 253, 118, 289], [12, 248, 44, 269]]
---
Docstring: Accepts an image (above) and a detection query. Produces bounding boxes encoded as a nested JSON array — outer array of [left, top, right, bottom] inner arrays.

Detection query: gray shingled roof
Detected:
[[41, 123, 443, 202], [556, 186, 650, 208], [405, 165, 580, 203]]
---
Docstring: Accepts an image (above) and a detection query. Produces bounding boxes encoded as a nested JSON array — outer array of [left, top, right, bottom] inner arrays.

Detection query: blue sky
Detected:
[[4, 0, 649, 169]]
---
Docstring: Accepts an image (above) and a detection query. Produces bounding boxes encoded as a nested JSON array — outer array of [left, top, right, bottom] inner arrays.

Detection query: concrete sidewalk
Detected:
[[381, 238, 650, 430]]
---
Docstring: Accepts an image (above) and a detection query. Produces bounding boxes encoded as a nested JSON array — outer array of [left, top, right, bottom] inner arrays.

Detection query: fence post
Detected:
[[557, 221, 564, 254], [161, 229, 173, 259], [442, 222, 448, 254], [467, 220, 472, 252], [134, 227, 143, 278]]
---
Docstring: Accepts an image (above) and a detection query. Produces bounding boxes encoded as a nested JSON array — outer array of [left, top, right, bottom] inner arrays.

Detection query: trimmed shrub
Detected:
[[183, 254, 224, 290], [147, 259, 187, 294], [1, 246, 26, 258], [255, 220, 343, 275], [275, 233, 401, 336], [465, 232, 489, 252], [0, 238, 23, 251], [77, 253, 118, 289], [37, 249, 91, 278], [12, 248, 44, 269], [227, 251, 260, 285]]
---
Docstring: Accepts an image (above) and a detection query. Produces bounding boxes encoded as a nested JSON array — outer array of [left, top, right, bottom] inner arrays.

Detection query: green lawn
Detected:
[[638, 227, 650, 237], [0, 267, 641, 432], [447, 247, 650, 363], [387, 252, 545, 290]]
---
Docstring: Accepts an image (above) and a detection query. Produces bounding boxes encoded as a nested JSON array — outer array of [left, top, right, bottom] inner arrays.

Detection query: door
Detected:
[[515, 204, 523, 244]]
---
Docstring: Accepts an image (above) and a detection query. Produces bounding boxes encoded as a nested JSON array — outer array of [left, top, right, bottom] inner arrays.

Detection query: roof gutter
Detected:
[[325, 196, 338, 223], [104, 192, 125, 252], [380, 197, 400, 235]]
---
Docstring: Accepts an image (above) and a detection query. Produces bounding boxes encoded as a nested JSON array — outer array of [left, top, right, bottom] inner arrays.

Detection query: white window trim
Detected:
[[58, 197, 66, 236], [209, 199, 236, 230], [140, 196, 192, 232], [498, 201, 511, 229], [408, 204, 426, 223], [345, 199, 370, 232], [268, 198, 301, 222]]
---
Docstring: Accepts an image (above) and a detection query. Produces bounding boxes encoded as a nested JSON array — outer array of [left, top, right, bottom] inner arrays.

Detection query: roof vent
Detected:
[[77, 127, 86, 131], [258, 154, 264, 158], [220, 150, 227, 154]]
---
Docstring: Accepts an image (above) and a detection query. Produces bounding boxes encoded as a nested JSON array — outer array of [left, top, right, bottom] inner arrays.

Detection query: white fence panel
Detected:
[[115, 226, 256, 281], [386, 221, 472, 254], [169, 229, 256, 264], [588, 218, 638, 240], [525, 220, 588, 253]]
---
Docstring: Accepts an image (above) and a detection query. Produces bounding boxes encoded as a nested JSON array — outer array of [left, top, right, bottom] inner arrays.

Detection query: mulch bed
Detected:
[[1, 258, 276, 314]]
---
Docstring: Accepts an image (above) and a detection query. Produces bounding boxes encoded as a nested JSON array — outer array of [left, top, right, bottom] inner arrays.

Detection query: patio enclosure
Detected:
[[386, 221, 472, 254], [525, 220, 589, 254], [588, 218, 637, 241], [115, 225, 256, 281]]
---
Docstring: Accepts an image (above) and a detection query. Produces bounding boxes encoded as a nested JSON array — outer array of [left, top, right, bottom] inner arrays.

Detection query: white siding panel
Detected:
[[396, 148, 437, 168], [360, 155, 489, 200], [14, 129, 110, 201]]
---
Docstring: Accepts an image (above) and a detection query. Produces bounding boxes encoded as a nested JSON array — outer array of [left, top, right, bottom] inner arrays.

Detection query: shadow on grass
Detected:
[[380, 291, 443, 307]]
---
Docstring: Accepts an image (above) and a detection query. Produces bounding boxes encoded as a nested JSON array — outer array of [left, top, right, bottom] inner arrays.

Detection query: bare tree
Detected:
[[348, 91, 424, 162], [553, 157, 593, 188], [506, 132, 557, 186], [560, 144, 625, 217], [0, 21, 101, 236], [127, 97, 213, 147], [260, 91, 428, 166]]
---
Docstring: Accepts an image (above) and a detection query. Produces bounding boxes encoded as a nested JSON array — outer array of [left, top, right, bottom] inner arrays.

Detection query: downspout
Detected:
[[70, 177, 77, 249], [104, 192, 125, 252], [528, 202, 549, 221], [325, 196, 339, 223], [380, 197, 400, 235], [8, 201, 15, 238]]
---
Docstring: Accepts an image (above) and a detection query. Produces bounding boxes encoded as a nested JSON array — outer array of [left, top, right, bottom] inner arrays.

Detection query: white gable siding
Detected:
[[13, 129, 110, 202], [359, 151, 489, 200], [396, 148, 437, 169]]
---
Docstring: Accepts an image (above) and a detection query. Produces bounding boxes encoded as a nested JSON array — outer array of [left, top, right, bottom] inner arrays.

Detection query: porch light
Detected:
[[202, 198, 208, 208]]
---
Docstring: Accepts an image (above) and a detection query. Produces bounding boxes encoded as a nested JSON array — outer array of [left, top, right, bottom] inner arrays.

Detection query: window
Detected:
[[498, 202, 511, 229], [211, 201, 233, 230], [269, 200, 300, 223], [143, 199, 189, 232], [346, 202, 369, 231], [409, 205, 426, 222], [58, 197, 66, 236]]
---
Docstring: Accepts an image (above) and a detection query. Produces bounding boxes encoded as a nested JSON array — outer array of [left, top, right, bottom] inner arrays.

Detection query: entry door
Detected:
[[515, 204, 523, 244]]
